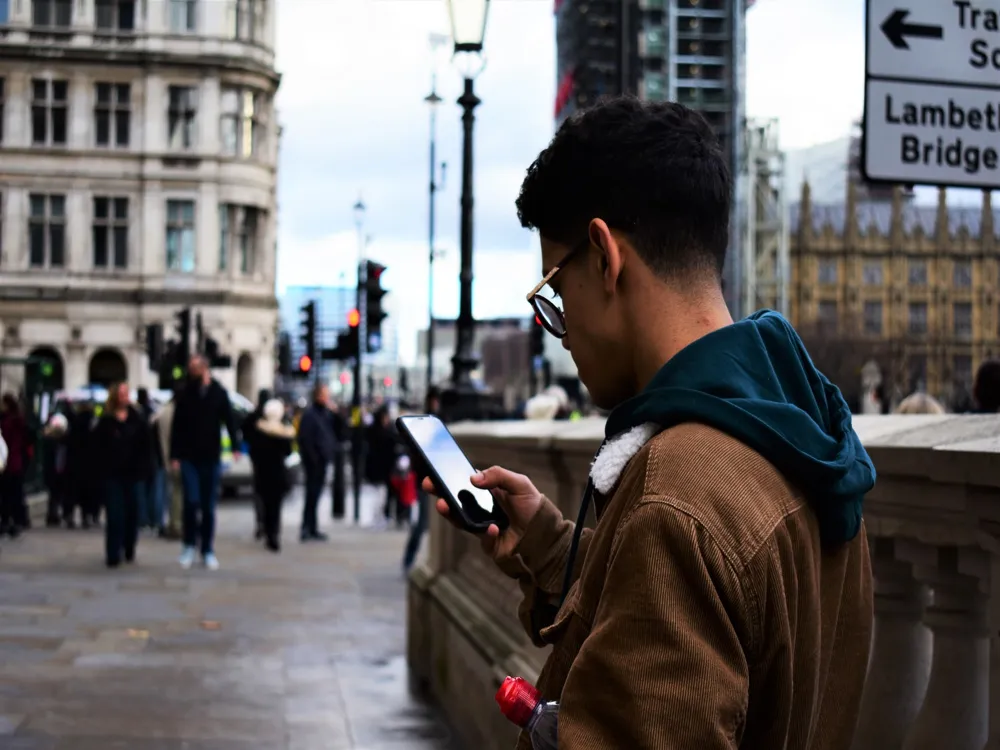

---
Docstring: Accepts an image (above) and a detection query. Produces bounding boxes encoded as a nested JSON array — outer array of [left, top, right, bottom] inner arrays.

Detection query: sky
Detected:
[[271, 0, 953, 364]]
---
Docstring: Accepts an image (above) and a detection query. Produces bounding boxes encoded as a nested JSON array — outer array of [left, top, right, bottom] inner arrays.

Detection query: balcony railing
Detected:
[[407, 414, 1000, 750]]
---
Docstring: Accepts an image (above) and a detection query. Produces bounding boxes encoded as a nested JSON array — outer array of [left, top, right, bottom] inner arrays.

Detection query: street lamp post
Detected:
[[351, 197, 365, 522], [425, 84, 444, 395], [445, 0, 490, 419]]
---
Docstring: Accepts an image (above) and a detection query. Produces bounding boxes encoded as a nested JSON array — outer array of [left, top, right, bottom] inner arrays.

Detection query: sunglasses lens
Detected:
[[534, 296, 565, 336]]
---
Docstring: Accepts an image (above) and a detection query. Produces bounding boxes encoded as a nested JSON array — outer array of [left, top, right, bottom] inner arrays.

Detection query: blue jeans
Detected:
[[105, 479, 141, 565], [143, 468, 166, 529], [180, 461, 222, 556], [403, 490, 429, 571]]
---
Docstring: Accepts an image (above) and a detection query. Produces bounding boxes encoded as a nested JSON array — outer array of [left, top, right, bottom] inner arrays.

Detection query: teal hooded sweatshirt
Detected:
[[603, 309, 875, 546]]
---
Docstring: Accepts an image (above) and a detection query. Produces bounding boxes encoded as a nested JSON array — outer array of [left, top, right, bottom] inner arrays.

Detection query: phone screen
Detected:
[[402, 416, 495, 513]]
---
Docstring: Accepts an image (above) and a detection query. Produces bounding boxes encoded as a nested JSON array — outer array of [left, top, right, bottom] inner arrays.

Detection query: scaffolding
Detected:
[[739, 118, 789, 316]]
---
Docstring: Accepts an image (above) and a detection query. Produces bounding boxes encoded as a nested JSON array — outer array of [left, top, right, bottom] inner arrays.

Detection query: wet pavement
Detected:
[[0, 487, 459, 749]]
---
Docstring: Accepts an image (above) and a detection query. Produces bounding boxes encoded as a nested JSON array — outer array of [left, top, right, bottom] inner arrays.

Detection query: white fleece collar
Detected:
[[589, 422, 661, 495]]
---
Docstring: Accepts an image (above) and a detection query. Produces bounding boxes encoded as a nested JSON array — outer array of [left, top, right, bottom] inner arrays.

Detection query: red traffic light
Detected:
[[298, 354, 312, 372], [347, 308, 360, 327], [383, 376, 393, 387], [339, 371, 350, 385]]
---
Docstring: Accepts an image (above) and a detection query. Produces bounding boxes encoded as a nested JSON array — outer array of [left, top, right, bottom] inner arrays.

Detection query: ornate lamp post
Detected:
[[444, 0, 490, 419]]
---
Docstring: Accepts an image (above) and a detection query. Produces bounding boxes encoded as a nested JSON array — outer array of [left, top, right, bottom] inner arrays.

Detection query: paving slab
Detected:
[[0, 487, 460, 749]]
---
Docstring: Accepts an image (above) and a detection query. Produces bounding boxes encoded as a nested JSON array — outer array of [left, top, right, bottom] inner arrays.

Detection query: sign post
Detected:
[[863, 0, 1000, 189]]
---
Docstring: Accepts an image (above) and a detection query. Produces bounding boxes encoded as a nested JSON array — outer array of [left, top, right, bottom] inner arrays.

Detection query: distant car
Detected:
[[49, 386, 300, 497]]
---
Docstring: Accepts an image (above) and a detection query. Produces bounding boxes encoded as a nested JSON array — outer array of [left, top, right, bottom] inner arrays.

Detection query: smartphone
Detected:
[[396, 414, 509, 534]]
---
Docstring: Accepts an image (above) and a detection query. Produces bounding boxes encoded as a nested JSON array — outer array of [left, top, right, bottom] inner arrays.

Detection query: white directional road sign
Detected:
[[863, 0, 1000, 189]]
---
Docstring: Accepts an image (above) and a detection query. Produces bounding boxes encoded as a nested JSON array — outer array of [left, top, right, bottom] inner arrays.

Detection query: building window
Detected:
[[165, 200, 195, 272], [908, 301, 928, 335], [168, 0, 196, 32], [32, 0, 71, 27], [954, 355, 973, 388], [220, 87, 265, 158], [93, 196, 128, 269], [909, 355, 927, 392], [218, 204, 230, 271], [219, 203, 260, 274], [818, 300, 837, 332], [28, 193, 65, 268], [818, 258, 837, 285], [0, 78, 5, 145], [0, 0, 8, 23], [863, 300, 883, 335], [862, 261, 883, 286], [953, 302, 972, 339], [228, 0, 265, 41], [954, 259, 972, 288], [31, 78, 68, 146], [94, 82, 130, 148], [95, 0, 135, 31], [167, 85, 197, 150], [908, 258, 927, 286]]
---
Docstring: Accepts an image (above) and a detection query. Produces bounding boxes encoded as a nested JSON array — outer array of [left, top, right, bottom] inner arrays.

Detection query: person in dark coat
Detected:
[[0, 393, 32, 537], [42, 407, 72, 528], [296, 384, 336, 542], [136, 388, 165, 535], [242, 388, 272, 540], [69, 401, 100, 528], [252, 398, 295, 552], [365, 406, 401, 524], [92, 382, 152, 568]]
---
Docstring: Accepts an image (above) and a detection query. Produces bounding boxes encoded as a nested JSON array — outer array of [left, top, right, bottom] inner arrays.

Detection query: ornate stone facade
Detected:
[[790, 182, 1000, 407], [0, 0, 280, 398]]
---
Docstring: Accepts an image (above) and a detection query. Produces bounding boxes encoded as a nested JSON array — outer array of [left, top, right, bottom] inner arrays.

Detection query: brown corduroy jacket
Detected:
[[499, 422, 873, 750]]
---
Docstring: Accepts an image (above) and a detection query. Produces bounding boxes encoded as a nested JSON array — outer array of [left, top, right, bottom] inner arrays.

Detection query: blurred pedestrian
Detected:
[[92, 382, 152, 568], [0, 394, 32, 537], [296, 383, 336, 542], [42, 409, 71, 527], [973, 359, 1000, 413], [170, 355, 240, 570], [366, 406, 401, 526], [895, 392, 946, 415], [402, 387, 440, 572], [155, 386, 182, 539], [242, 388, 272, 540], [69, 400, 99, 528], [136, 387, 165, 536], [252, 398, 296, 552]]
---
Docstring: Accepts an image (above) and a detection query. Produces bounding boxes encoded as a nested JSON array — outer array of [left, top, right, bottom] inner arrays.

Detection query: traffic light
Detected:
[[277, 332, 292, 376], [323, 308, 360, 362], [175, 307, 192, 365], [363, 261, 388, 353], [299, 300, 317, 364], [298, 354, 313, 375], [146, 324, 164, 370]]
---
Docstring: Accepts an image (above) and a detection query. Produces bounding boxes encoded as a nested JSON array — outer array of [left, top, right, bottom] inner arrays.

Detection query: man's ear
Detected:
[[588, 218, 623, 294]]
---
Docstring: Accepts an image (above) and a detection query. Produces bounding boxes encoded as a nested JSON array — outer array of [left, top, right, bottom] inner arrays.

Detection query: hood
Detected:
[[603, 310, 875, 546]]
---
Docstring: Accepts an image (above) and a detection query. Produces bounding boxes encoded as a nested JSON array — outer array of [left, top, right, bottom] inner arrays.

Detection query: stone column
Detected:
[[852, 537, 932, 750], [901, 543, 989, 750]]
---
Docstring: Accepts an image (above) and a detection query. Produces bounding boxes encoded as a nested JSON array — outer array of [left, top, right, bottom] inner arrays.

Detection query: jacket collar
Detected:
[[589, 422, 661, 496]]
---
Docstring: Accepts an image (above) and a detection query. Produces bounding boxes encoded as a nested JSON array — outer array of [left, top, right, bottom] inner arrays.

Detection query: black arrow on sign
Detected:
[[881, 9, 944, 49]]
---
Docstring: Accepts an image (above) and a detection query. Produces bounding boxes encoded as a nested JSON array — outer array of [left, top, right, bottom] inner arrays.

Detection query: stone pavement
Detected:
[[0, 487, 460, 749]]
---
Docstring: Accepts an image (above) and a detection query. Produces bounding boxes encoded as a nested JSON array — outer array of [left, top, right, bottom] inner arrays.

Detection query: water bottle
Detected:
[[495, 676, 558, 750]]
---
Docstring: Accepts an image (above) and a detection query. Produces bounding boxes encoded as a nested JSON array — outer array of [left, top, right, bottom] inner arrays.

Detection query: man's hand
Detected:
[[423, 466, 544, 560]]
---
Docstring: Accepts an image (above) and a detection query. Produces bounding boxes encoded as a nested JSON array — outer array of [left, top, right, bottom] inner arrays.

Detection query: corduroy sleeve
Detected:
[[558, 499, 751, 749], [494, 496, 594, 646]]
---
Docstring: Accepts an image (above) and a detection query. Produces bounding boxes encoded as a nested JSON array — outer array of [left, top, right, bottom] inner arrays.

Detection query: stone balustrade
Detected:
[[407, 414, 1000, 749]]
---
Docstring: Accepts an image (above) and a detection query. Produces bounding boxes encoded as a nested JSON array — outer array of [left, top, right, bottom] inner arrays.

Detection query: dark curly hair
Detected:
[[515, 96, 731, 281], [974, 359, 1000, 412]]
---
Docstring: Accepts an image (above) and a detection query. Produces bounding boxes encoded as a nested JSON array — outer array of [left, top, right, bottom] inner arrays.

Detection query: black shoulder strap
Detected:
[[559, 477, 595, 608]]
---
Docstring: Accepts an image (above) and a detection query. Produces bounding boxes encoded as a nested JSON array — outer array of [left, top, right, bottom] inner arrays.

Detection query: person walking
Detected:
[[155, 387, 183, 540], [92, 382, 152, 568], [68, 400, 99, 528], [136, 388, 165, 535], [0, 394, 32, 538], [242, 388, 271, 540], [252, 398, 295, 552], [296, 383, 337, 542], [169, 355, 240, 570], [365, 406, 400, 525], [42, 409, 71, 528]]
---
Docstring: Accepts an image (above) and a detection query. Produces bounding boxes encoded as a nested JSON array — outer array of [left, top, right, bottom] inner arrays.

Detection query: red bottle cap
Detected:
[[495, 676, 541, 728]]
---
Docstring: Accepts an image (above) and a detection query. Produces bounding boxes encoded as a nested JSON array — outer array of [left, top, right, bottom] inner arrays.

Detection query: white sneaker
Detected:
[[203, 553, 220, 571], [179, 546, 196, 570]]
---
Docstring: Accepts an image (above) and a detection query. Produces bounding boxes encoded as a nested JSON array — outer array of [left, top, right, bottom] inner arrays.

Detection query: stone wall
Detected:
[[407, 414, 1000, 750]]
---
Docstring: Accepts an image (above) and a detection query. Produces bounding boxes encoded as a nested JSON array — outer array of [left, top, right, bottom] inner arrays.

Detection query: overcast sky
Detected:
[[271, 0, 912, 363]]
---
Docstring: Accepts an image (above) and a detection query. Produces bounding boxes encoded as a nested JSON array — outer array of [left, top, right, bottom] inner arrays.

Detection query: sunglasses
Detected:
[[525, 239, 590, 339]]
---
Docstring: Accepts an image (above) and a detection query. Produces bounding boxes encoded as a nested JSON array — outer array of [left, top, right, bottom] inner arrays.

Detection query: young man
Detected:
[[170, 355, 240, 570], [432, 98, 876, 749]]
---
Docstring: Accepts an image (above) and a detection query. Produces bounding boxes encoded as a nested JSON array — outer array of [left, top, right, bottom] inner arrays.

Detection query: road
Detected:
[[0, 485, 459, 749]]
